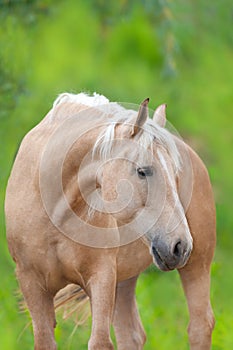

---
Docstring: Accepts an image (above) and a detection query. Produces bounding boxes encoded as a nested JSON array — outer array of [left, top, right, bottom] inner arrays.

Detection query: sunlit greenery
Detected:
[[1, 0, 232, 349]]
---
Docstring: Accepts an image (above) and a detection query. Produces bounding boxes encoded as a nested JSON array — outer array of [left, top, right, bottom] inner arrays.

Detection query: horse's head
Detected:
[[95, 99, 192, 271]]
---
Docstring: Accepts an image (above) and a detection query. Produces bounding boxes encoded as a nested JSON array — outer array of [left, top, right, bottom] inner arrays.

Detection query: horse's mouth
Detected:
[[151, 244, 192, 272], [151, 247, 173, 271]]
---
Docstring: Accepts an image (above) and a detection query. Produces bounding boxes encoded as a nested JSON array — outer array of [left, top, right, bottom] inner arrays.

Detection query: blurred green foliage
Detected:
[[0, 0, 233, 349]]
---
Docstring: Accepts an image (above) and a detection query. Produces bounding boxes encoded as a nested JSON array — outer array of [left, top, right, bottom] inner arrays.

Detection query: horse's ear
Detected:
[[131, 98, 149, 136], [153, 104, 166, 127]]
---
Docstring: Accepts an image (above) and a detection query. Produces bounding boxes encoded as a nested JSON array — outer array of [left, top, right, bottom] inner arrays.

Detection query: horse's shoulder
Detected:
[[175, 136, 209, 179]]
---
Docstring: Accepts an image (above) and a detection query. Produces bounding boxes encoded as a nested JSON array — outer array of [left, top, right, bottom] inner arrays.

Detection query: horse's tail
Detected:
[[20, 284, 90, 330], [54, 284, 90, 325]]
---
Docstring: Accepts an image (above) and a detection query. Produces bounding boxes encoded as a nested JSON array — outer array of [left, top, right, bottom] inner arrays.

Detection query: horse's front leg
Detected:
[[113, 276, 146, 350], [16, 267, 57, 350], [86, 257, 117, 350], [179, 262, 215, 350]]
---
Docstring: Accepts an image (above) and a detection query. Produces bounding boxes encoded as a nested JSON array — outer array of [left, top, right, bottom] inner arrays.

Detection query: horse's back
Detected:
[[5, 103, 86, 261]]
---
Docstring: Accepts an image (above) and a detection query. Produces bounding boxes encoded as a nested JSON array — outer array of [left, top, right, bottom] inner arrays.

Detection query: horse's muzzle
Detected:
[[151, 238, 192, 271]]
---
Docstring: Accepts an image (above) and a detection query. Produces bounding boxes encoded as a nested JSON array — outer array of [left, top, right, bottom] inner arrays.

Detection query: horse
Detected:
[[5, 92, 216, 350]]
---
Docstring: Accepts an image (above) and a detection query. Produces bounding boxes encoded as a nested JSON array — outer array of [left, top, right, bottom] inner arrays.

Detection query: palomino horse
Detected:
[[5, 93, 216, 350]]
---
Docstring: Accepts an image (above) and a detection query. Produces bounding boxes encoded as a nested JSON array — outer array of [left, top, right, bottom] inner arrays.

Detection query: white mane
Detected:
[[53, 92, 110, 108], [53, 92, 181, 173]]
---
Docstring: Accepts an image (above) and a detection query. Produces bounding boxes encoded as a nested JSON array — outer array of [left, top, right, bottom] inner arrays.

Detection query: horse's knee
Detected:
[[132, 329, 147, 349], [117, 329, 146, 350], [188, 311, 215, 349]]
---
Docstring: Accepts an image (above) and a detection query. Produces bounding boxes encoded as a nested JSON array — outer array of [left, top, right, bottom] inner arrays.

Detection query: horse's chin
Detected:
[[152, 254, 174, 272], [150, 246, 191, 272]]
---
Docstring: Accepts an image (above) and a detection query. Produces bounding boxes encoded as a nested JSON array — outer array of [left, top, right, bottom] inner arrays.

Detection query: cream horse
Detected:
[[5, 93, 216, 350]]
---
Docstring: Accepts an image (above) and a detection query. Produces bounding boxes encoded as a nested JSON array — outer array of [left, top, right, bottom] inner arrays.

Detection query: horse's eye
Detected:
[[137, 168, 146, 179], [137, 167, 153, 179]]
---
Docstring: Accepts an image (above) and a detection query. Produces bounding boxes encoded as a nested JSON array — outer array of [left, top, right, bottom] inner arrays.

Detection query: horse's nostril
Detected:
[[173, 241, 182, 257]]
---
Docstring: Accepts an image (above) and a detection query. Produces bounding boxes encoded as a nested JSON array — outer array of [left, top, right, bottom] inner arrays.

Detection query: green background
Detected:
[[0, 0, 232, 349]]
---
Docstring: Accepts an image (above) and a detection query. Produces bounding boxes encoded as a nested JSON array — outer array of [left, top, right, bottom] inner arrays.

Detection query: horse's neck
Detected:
[[43, 102, 88, 124]]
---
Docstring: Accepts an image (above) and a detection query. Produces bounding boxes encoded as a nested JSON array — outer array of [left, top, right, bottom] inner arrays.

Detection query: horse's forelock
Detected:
[[92, 114, 181, 174]]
